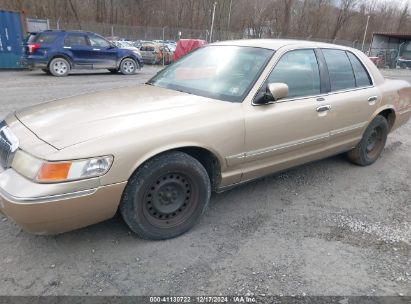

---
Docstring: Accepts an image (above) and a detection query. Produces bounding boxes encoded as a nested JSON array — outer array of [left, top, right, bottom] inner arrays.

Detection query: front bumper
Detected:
[[0, 168, 126, 235]]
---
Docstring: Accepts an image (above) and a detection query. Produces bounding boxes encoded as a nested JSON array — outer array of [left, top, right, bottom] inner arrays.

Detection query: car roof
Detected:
[[211, 39, 355, 52], [38, 30, 96, 35]]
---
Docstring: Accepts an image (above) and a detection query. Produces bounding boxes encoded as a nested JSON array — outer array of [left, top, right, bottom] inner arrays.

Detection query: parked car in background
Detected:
[[166, 43, 176, 52], [1, 40, 410, 240], [173, 39, 206, 61], [139, 42, 173, 64], [111, 40, 141, 55], [397, 41, 411, 69], [23, 30, 143, 76], [160, 45, 174, 64]]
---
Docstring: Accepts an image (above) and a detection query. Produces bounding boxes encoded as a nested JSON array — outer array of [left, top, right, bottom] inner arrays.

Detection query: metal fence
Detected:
[[46, 19, 370, 51]]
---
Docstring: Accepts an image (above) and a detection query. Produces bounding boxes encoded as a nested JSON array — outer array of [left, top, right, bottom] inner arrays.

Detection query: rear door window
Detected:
[[346, 52, 372, 87], [322, 49, 356, 91], [64, 34, 88, 47], [32, 33, 58, 44]]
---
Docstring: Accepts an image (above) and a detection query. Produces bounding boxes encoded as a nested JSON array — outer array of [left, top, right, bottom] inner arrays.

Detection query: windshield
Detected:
[[147, 45, 274, 102]]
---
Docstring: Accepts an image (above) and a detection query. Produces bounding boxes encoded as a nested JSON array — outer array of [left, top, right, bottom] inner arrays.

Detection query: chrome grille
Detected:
[[0, 121, 19, 169]]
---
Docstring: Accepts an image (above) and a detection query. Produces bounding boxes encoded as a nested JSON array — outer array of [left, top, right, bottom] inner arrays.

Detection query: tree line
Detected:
[[1, 0, 410, 43]]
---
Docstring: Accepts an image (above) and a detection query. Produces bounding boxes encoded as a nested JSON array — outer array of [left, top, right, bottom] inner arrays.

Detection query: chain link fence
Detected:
[[46, 19, 369, 51]]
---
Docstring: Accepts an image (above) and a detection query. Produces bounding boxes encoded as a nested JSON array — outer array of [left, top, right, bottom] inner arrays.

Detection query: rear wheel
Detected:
[[120, 152, 211, 240], [49, 58, 70, 77], [347, 115, 389, 166], [120, 58, 138, 75]]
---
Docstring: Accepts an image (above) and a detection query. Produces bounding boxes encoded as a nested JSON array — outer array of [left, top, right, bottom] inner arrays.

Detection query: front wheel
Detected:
[[120, 152, 211, 240], [347, 115, 389, 166], [49, 58, 70, 77], [120, 58, 138, 75]]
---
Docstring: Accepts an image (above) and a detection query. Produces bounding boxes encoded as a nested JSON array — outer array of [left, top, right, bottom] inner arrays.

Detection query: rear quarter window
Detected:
[[346, 52, 372, 87], [33, 33, 59, 44]]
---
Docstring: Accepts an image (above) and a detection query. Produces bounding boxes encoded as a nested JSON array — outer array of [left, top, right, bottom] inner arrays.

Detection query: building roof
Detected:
[[372, 32, 411, 39]]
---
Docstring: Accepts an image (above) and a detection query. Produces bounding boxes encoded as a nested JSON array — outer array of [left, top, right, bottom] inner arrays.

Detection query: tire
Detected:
[[49, 57, 70, 77], [120, 58, 138, 75], [347, 115, 389, 166], [108, 69, 118, 74], [41, 68, 51, 75], [120, 151, 211, 240]]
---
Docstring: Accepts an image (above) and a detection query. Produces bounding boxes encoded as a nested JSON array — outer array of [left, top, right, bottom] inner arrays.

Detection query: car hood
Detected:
[[15, 84, 219, 150]]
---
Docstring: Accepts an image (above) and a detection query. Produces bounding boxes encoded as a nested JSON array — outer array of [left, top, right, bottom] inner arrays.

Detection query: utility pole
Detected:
[[210, 1, 217, 43], [227, 0, 233, 39], [162, 26, 168, 67], [361, 15, 370, 52], [56, 16, 61, 30]]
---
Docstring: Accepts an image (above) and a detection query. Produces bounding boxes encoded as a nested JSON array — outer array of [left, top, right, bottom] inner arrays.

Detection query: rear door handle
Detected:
[[316, 105, 331, 112], [63, 46, 71, 49], [93, 48, 101, 51]]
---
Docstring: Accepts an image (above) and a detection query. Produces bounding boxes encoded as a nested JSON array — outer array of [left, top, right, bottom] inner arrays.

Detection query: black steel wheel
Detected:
[[120, 151, 211, 240], [347, 115, 389, 166]]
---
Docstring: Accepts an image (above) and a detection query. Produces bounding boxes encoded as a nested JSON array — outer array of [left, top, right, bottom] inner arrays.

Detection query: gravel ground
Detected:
[[0, 68, 410, 297]]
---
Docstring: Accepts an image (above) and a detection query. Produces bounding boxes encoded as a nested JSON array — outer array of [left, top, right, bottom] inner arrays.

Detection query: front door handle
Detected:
[[316, 105, 331, 112], [93, 48, 101, 51]]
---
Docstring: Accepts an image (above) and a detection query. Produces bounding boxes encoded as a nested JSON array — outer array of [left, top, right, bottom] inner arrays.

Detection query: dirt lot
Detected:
[[0, 68, 410, 297]]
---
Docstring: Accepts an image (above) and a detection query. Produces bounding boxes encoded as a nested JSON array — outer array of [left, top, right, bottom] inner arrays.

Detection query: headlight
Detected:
[[12, 151, 113, 183]]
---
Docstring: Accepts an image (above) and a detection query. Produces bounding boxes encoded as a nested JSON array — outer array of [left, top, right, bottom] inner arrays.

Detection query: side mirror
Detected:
[[267, 83, 288, 101], [254, 83, 289, 105]]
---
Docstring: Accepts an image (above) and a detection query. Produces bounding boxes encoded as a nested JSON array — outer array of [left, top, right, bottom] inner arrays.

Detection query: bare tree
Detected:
[[330, 0, 358, 39]]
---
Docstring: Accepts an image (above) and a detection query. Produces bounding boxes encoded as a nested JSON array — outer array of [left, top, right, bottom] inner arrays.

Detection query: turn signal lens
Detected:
[[34, 156, 113, 183], [37, 162, 72, 182]]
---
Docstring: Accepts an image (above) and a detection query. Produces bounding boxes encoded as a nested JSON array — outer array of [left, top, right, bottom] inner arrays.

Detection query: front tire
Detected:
[[120, 58, 138, 75], [49, 58, 70, 77], [347, 115, 389, 166], [120, 152, 211, 240]]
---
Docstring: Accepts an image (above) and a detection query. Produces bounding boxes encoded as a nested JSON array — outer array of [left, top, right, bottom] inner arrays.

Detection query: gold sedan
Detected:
[[1, 40, 410, 239]]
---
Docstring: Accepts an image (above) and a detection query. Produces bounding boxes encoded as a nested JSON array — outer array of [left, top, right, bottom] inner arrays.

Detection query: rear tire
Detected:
[[120, 58, 138, 75], [49, 58, 70, 77], [347, 115, 389, 166], [120, 152, 211, 240]]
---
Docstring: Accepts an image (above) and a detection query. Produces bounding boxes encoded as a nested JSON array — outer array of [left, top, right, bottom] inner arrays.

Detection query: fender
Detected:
[[47, 52, 74, 68], [127, 142, 226, 181]]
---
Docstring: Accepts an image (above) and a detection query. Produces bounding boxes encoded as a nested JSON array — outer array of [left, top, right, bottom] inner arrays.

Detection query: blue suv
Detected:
[[24, 30, 143, 76]]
